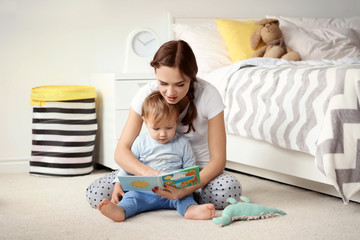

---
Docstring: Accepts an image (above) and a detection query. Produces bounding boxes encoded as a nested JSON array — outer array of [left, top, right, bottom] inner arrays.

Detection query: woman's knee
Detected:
[[217, 173, 242, 195], [200, 172, 242, 209], [85, 170, 118, 208]]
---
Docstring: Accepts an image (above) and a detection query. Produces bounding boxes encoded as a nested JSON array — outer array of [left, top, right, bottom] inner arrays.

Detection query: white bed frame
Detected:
[[170, 15, 360, 203], [227, 134, 360, 203]]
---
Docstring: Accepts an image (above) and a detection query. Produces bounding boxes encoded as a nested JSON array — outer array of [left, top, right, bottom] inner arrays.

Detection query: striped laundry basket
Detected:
[[30, 85, 97, 176]]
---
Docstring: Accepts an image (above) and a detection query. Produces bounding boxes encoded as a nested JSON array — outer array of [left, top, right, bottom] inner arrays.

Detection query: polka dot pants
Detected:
[[86, 170, 119, 208], [86, 171, 242, 210], [193, 172, 242, 209]]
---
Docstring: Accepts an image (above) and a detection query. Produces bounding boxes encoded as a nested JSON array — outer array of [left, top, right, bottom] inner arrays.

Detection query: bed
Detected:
[[169, 15, 360, 203]]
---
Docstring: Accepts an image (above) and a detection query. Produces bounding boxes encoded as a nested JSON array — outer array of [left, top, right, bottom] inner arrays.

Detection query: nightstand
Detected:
[[91, 73, 155, 169]]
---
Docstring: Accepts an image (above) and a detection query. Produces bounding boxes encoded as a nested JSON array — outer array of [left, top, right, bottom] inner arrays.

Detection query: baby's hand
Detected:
[[111, 182, 125, 204]]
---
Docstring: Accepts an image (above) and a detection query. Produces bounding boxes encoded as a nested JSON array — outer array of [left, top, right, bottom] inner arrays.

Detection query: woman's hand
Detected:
[[152, 185, 191, 200], [111, 182, 125, 204]]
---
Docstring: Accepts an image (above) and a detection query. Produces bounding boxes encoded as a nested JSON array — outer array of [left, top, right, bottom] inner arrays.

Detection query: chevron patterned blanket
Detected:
[[218, 58, 360, 203]]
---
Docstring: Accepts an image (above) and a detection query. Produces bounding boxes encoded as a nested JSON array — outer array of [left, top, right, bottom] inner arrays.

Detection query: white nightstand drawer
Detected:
[[91, 73, 154, 170], [115, 110, 148, 140], [114, 80, 152, 109], [115, 109, 129, 139]]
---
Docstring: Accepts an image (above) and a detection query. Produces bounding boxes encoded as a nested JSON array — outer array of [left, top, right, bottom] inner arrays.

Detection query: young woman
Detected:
[[86, 40, 242, 209]]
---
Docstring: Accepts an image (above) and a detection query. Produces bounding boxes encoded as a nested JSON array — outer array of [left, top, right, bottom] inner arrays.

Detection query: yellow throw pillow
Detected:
[[215, 19, 261, 62]]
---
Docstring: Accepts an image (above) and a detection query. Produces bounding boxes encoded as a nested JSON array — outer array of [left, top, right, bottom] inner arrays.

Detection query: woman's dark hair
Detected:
[[150, 40, 198, 134]]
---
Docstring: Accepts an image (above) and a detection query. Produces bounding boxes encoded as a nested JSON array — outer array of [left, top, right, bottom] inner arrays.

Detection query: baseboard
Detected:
[[0, 157, 29, 174]]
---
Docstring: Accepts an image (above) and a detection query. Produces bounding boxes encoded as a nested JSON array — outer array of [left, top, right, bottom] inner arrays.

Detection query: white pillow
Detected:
[[266, 16, 360, 60], [172, 23, 232, 73], [269, 16, 360, 39]]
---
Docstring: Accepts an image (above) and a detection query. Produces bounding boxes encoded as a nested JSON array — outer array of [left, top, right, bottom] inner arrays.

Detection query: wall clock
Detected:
[[123, 28, 160, 73]]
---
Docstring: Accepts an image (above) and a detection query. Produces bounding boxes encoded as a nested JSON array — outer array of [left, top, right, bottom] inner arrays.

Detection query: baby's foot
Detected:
[[184, 203, 215, 220], [97, 199, 125, 222]]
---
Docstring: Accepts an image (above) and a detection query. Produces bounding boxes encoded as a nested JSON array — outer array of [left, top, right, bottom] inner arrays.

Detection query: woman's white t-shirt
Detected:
[[130, 78, 225, 168]]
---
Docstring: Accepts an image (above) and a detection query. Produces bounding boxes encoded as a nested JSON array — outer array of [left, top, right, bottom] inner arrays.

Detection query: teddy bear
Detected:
[[250, 18, 301, 61]]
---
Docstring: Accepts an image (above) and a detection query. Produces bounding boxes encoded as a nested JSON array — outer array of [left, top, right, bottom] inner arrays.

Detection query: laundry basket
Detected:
[[30, 85, 97, 176]]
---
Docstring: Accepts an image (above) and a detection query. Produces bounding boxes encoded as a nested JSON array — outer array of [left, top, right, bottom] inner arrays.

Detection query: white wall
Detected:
[[0, 0, 359, 172]]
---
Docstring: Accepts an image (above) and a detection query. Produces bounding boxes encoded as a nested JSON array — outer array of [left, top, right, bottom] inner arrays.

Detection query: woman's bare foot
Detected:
[[184, 203, 215, 220], [97, 199, 125, 222]]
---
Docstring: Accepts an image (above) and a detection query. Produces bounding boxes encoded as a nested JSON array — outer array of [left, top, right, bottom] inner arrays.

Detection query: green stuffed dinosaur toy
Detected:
[[213, 196, 286, 227]]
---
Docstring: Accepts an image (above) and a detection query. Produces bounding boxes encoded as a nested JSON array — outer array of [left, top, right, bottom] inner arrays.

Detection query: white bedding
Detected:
[[200, 58, 360, 203]]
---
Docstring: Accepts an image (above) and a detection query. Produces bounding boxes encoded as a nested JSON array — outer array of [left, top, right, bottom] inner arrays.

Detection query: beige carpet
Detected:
[[1, 169, 359, 240]]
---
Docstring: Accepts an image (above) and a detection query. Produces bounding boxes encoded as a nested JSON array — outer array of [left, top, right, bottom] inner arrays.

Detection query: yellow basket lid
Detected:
[[30, 85, 96, 106]]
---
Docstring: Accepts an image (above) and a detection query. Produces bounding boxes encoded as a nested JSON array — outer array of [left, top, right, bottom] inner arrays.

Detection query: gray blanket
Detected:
[[219, 58, 360, 203]]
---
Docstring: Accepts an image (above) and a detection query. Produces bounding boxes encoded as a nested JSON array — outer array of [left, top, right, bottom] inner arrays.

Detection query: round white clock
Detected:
[[123, 28, 160, 73], [131, 30, 160, 57]]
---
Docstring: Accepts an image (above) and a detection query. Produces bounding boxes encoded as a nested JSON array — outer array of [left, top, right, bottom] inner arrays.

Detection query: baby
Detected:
[[98, 91, 215, 221]]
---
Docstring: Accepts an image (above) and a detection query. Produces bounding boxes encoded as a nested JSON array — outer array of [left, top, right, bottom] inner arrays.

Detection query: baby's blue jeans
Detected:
[[118, 191, 197, 219]]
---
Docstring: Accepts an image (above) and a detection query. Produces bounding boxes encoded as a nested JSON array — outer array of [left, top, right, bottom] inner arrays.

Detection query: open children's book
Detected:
[[118, 166, 200, 191]]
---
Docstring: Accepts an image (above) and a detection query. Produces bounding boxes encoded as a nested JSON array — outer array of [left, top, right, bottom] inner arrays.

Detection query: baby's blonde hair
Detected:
[[142, 91, 179, 125]]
